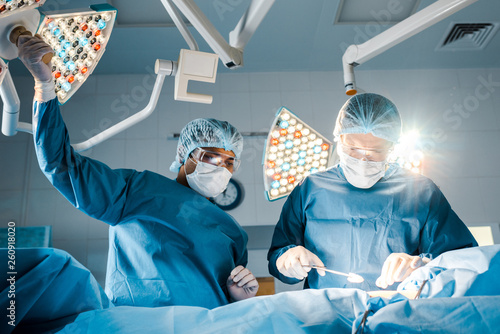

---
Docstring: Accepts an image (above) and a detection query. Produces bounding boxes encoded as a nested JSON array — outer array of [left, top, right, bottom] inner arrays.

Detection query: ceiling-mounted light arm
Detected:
[[71, 59, 176, 152], [0, 68, 22, 136], [229, 0, 275, 51], [171, 0, 242, 68], [0, 63, 32, 135], [0, 8, 40, 137], [0, 0, 46, 19], [342, 0, 479, 95], [171, 0, 275, 69], [160, 0, 198, 51], [342, 47, 357, 96]]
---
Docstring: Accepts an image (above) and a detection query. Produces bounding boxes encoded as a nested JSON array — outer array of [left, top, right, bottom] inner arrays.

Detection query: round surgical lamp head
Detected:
[[0, 3, 117, 104], [0, 0, 46, 17]]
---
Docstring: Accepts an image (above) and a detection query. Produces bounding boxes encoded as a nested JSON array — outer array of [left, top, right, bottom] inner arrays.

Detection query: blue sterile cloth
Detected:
[[3, 246, 499, 334], [33, 98, 248, 309], [0, 248, 110, 334], [359, 295, 500, 333], [268, 164, 477, 291], [398, 244, 500, 298], [57, 288, 369, 334], [356, 245, 500, 333], [55, 244, 500, 334]]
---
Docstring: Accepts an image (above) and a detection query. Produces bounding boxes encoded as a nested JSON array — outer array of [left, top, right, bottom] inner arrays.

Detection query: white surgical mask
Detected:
[[338, 150, 386, 189], [186, 161, 232, 198]]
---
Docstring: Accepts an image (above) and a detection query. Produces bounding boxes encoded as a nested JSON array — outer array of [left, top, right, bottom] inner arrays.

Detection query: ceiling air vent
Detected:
[[437, 23, 499, 51]]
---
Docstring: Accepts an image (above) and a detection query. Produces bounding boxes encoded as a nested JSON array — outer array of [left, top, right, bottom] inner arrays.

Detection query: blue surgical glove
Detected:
[[227, 265, 259, 302]]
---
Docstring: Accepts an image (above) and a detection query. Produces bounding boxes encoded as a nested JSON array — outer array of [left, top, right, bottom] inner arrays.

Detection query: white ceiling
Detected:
[[7, 0, 500, 76]]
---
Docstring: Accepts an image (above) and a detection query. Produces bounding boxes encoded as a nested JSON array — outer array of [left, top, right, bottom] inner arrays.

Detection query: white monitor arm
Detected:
[[0, 67, 26, 136], [342, 0, 479, 95]]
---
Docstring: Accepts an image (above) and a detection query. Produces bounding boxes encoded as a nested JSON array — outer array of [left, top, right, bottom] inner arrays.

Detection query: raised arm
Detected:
[[20, 35, 134, 225]]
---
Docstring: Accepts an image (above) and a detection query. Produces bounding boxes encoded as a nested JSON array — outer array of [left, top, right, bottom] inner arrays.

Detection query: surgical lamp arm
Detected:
[[160, 0, 198, 51], [172, 0, 242, 68], [342, 0, 479, 95], [171, 0, 274, 69], [229, 0, 276, 50], [0, 68, 31, 136], [71, 59, 176, 152]]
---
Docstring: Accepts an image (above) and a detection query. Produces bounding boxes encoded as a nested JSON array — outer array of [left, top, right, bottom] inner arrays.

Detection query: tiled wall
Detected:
[[1, 68, 500, 291]]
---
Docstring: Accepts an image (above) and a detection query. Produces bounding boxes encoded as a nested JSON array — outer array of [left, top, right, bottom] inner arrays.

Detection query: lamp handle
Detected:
[[9, 26, 53, 64]]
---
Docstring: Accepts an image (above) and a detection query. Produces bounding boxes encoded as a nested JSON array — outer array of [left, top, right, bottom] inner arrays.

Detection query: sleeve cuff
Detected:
[[34, 79, 56, 103]]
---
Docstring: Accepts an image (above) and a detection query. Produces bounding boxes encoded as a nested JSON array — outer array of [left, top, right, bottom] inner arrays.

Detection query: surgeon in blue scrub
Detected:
[[268, 93, 478, 291], [18, 36, 258, 308]]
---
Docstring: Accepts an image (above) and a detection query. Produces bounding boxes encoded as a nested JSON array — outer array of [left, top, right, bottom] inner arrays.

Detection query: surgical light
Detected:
[[388, 131, 424, 174], [263, 107, 334, 201], [0, 3, 116, 106], [0, 3, 117, 140], [0, 0, 46, 18], [35, 4, 116, 104]]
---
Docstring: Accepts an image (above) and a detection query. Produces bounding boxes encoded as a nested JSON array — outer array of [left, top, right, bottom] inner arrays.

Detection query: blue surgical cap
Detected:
[[333, 93, 402, 143], [170, 118, 244, 172]]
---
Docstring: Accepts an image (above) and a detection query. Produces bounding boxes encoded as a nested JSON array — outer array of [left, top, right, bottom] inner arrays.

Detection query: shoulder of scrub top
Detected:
[[110, 168, 195, 197]]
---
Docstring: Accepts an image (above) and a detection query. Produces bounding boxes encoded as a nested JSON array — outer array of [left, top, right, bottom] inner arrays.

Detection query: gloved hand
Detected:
[[17, 35, 53, 82], [276, 245, 326, 280], [376, 253, 430, 289], [227, 265, 259, 302]]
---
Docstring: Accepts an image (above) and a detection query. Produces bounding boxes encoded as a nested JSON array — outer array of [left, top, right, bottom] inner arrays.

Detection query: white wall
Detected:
[[1, 68, 500, 291]]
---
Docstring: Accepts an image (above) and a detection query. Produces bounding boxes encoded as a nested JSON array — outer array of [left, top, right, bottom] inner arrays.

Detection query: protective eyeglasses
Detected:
[[191, 148, 241, 171], [339, 142, 391, 162]]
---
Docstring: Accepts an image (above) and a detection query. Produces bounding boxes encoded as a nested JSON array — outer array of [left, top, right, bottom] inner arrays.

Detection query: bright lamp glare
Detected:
[[399, 130, 420, 149], [263, 107, 334, 201], [388, 130, 424, 174]]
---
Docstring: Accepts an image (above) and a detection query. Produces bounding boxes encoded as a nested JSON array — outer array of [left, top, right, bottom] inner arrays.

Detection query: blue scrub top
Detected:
[[268, 164, 477, 291], [33, 99, 248, 309]]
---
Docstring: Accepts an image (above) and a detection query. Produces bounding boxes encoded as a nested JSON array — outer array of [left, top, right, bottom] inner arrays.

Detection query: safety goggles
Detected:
[[191, 148, 241, 171], [339, 142, 391, 162]]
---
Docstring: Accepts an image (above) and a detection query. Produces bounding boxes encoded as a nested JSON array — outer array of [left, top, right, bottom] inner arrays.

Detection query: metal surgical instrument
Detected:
[[303, 264, 364, 283]]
